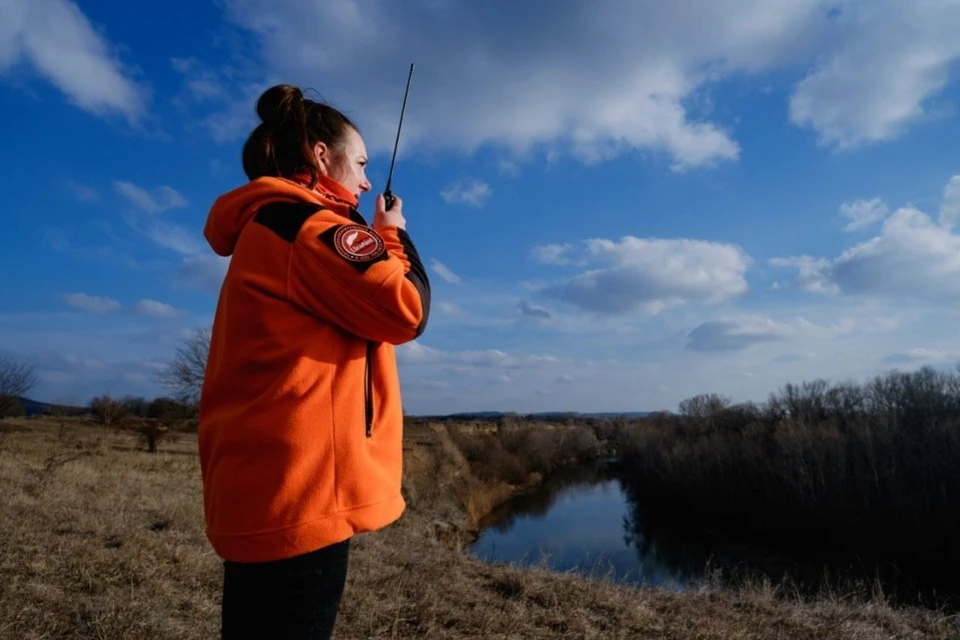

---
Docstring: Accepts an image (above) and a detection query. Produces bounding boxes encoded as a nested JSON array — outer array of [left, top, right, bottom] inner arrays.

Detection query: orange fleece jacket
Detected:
[[197, 174, 430, 563]]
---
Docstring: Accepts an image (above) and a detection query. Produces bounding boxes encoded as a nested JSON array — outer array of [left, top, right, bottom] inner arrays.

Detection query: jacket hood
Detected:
[[204, 175, 358, 257]]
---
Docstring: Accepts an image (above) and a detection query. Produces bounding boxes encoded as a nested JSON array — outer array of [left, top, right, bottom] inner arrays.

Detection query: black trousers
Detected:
[[221, 538, 351, 639]]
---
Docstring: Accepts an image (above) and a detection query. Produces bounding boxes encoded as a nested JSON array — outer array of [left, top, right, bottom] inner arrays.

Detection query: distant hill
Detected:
[[14, 397, 86, 417], [417, 410, 664, 421], [12, 397, 661, 422]]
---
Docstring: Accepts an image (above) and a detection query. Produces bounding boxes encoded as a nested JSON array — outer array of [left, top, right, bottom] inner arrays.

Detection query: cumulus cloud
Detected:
[[772, 205, 960, 300], [114, 181, 188, 214], [774, 176, 960, 300], [686, 315, 836, 352], [440, 180, 491, 207], [134, 299, 178, 318], [430, 260, 461, 284], [61, 292, 121, 314], [0, 0, 146, 121], [210, 0, 796, 168], [788, 0, 960, 149], [769, 256, 840, 295], [840, 197, 888, 232], [208, 1, 959, 170], [539, 236, 750, 315]]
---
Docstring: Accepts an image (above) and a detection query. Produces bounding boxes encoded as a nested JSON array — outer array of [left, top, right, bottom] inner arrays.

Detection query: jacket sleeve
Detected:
[[287, 220, 431, 344]]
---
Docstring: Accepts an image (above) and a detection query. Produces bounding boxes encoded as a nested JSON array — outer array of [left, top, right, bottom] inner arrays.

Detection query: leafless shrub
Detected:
[[0, 355, 37, 419]]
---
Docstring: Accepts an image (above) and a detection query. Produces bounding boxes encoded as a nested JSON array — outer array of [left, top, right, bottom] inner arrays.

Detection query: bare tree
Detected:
[[156, 327, 210, 406], [678, 393, 731, 419], [0, 355, 38, 419], [90, 393, 128, 429]]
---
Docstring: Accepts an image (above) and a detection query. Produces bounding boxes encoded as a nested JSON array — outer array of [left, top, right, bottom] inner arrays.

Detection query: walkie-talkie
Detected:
[[383, 63, 415, 211]]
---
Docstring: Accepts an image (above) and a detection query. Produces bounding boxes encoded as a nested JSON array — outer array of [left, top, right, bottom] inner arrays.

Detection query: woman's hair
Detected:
[[242, 84, 358, 188]]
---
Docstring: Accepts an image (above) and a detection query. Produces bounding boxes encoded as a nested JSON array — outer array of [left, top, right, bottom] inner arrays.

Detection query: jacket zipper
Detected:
[[364, 341, 374, 437]]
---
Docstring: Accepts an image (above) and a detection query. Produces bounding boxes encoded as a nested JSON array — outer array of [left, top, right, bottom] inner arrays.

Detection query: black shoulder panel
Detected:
[[397, 228, 431, 338], [253, 202, 325, 243]]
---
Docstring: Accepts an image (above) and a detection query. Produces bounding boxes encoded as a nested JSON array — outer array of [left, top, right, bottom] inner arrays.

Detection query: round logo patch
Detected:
[[333, 225, 385, 262]]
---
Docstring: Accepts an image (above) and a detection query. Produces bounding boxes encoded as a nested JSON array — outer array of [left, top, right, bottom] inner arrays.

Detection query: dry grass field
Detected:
[[1, 416, 957, 639]]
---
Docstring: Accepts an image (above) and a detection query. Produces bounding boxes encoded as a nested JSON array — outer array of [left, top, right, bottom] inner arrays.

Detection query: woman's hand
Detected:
[[374, 193, 406, 231]]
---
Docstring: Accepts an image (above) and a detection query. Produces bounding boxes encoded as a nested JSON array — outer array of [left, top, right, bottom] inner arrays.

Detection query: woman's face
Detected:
[[315, 127, 372, 202]]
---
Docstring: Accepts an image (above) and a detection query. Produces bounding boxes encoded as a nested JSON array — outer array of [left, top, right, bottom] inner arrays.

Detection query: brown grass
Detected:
[[0, 417, 956, 639]]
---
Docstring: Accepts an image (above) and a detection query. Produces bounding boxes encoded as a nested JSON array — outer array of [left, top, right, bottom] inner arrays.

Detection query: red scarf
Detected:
[[290, 169, 358, 208]]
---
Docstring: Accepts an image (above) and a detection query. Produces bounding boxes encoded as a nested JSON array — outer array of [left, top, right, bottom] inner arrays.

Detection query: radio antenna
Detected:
[[383, 63, 415, 211]]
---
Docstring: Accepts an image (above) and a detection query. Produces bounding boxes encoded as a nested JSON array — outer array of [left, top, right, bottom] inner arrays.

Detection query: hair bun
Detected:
[[256, 84, 304, 126]]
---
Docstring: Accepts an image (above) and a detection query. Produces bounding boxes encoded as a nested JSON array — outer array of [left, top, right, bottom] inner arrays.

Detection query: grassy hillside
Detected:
[[0, 416, 956, 638]]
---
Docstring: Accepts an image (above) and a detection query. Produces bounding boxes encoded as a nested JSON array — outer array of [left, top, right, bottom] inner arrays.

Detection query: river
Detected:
[[469, 460, 713, 590], [468, 460, 954, 605]]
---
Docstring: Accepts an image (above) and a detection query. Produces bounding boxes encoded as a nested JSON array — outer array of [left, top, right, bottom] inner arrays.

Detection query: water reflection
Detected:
[[470, 461, 709, 590], [470, 461, 959, 610]]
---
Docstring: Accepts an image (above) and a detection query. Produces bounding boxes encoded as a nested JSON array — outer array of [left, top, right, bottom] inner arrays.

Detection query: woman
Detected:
[[197, 84, 431, 639]]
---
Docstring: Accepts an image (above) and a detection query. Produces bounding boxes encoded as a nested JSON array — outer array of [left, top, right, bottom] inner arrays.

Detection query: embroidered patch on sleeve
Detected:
[[319, 224, 389, 272]]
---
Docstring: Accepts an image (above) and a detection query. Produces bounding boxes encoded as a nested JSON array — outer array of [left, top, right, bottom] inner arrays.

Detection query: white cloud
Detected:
[[437, 302, 461, 315], [109, 180, 227, 293], [839, 197, 888, 232], [686, 315, 842, 352], [210, 1, 959, 170], [532, 243, 582, 266], [430, 259, 462, 284], [0, 0, 146, 121], [61, 292, 121, 314], [769, 255, 840, 295], [440, 180, 491, 207], [773, 202, 960, 300], [788, 0, 960, 149], [540, 236, 751, 314], [135, 219, 205, 256], [134, 299, 178, 318], [941, 174, 960, 230], [114, 181, 188, 214]]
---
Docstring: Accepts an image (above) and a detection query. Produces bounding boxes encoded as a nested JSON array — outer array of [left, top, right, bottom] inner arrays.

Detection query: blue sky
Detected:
[[1, 0, 958, 414]]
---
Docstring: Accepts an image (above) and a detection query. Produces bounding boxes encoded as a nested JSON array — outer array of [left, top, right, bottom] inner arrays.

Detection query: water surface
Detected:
[[470, 462, 707, 589]]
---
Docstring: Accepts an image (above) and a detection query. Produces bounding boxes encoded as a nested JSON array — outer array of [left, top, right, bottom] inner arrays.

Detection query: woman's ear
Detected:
[[313, 142, 330, 175]]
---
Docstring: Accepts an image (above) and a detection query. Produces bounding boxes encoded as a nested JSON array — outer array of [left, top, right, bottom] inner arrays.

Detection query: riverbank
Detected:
[[617, 367, 960, 608], [1, 417, 956, 638]]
